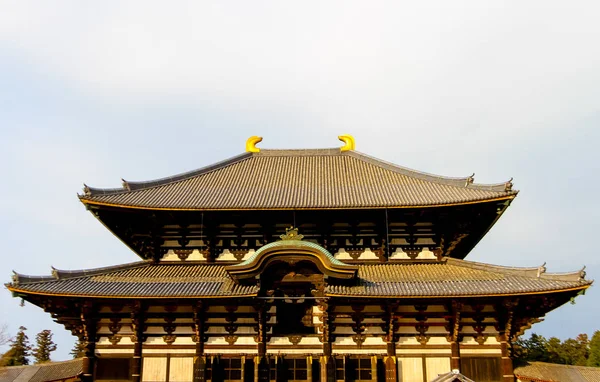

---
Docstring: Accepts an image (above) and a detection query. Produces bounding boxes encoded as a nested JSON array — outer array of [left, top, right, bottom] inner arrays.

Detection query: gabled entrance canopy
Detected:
[[225, 229, 358, 281]]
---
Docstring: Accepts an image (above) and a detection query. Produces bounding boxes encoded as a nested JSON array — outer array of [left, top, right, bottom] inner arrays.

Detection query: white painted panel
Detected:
[[142, 357, 167, 382], [425, 357, 450, 381], [398, 357, 423, 382], [169, 357, 194, 382]]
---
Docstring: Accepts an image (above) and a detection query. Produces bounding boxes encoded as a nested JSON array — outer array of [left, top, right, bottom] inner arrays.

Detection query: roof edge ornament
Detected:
[[465, 173, 475, 187], [537, 262, 547, 278], [338, 134, 356, 152], [246, 136, 263, 153], [51, 266, 59, 280]]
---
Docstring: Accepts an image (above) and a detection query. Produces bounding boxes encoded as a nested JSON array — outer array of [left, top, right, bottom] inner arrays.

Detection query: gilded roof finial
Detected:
[[338, 134, 356, 152], [280, 227, 304, 241], [246, 136, 263, 153]]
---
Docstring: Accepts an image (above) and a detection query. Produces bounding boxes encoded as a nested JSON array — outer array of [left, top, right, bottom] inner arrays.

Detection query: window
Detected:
[[222, 358, 243, 381], [269, 357, 308, 382], [284, 358, 308, 381], [207, 357, 243, 382], [346, 357, 372, 381]]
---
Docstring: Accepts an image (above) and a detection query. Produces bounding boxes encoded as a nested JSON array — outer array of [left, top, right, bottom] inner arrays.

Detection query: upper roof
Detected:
[[0, 359, 83, 382], [514, 362, 600, 382], [79, 144, 517, 210], [7, 257, 590, 299]]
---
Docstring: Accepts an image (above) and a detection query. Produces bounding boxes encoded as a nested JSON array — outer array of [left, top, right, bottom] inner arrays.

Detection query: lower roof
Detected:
[[514, 362, 600, 382], [0, 359, 82, 382], [7, 258, 591, 299]]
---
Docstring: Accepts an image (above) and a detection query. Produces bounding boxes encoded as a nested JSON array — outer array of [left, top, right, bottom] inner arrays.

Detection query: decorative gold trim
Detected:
[[245, 136, 262, 153], [79, 195, 517, 212], [338, 134, 356, 152]]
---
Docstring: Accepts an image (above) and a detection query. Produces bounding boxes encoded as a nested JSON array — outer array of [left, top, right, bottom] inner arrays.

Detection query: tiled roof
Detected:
[[79, 149, 516, 210], [327, 258, 591, 297], [514, 361, 600, 382], [9, 263, 259, 298], [7, 258, 589, 299], [0, 359, 82, 382]]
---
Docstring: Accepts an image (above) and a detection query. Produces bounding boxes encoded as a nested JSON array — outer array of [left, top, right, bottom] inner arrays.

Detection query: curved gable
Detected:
[[226, 232, 357, 281]]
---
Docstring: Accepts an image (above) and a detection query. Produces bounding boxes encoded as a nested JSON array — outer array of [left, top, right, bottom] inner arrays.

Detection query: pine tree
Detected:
[[0, 326, 31, 366], [587, 330, 600, 367], [70, 337, 86, 359], [32, 329, 57, 364], [546, 337, 565, 364]]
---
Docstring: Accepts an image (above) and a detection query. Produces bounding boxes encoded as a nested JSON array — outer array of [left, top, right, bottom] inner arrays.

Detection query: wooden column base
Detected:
[[384, 356, 397, 382], [131, 355, 142, 382], [254, 356, 270, 382], [193, 355, 206, 382], [319, 356, 335, 382], [501, 338, 514, 382], [450, 341, 461, 371]]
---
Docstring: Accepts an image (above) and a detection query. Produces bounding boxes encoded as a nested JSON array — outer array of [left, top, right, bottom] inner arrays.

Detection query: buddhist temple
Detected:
[[6, 135, 591, 382]]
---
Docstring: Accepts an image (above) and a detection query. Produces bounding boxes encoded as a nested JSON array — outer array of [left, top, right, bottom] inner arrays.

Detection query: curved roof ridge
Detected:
[[11, 261, 150, 285], [82, 152, 253, 197], [349, 150, 515, 192], [256, 148, 341, 156], [446, 258, 591, 283]]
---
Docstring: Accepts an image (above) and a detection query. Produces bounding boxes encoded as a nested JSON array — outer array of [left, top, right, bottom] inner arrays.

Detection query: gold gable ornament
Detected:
[[280, 227, 304, 241], [338, 134, 356, 152], [246, 136, 263, 153]]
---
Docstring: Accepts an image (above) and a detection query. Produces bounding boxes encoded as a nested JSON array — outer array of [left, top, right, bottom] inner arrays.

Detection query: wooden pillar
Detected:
[[497, 299, 517, 382], [448, 301, 463, 372], [193, 302, 207, 382], [450, 341, 461, 370], [384, 304, 398, 382], [385, 343, 398, 382], [500, 334, 515, 382], [255, 304, 270, 382], [318, 299, 335, 382], [131, 303, 145, 382], [80, 304, 97, 382]]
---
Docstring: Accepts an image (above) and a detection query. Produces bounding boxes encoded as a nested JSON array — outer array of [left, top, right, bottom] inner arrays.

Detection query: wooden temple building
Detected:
[[6, 136, 592, 382]]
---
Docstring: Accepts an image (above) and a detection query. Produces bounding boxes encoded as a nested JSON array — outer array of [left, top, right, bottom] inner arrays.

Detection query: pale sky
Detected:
[[1, 1, 599, 361]]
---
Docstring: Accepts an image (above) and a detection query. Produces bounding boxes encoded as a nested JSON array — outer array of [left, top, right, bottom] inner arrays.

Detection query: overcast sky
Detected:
[[1, 1, 599, 361]]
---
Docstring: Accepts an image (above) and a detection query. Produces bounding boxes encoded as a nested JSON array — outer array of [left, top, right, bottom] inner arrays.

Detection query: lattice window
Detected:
[[222, 358, 243, 381], [346, 357, 372, 381], [284, 358, 308, 381]]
